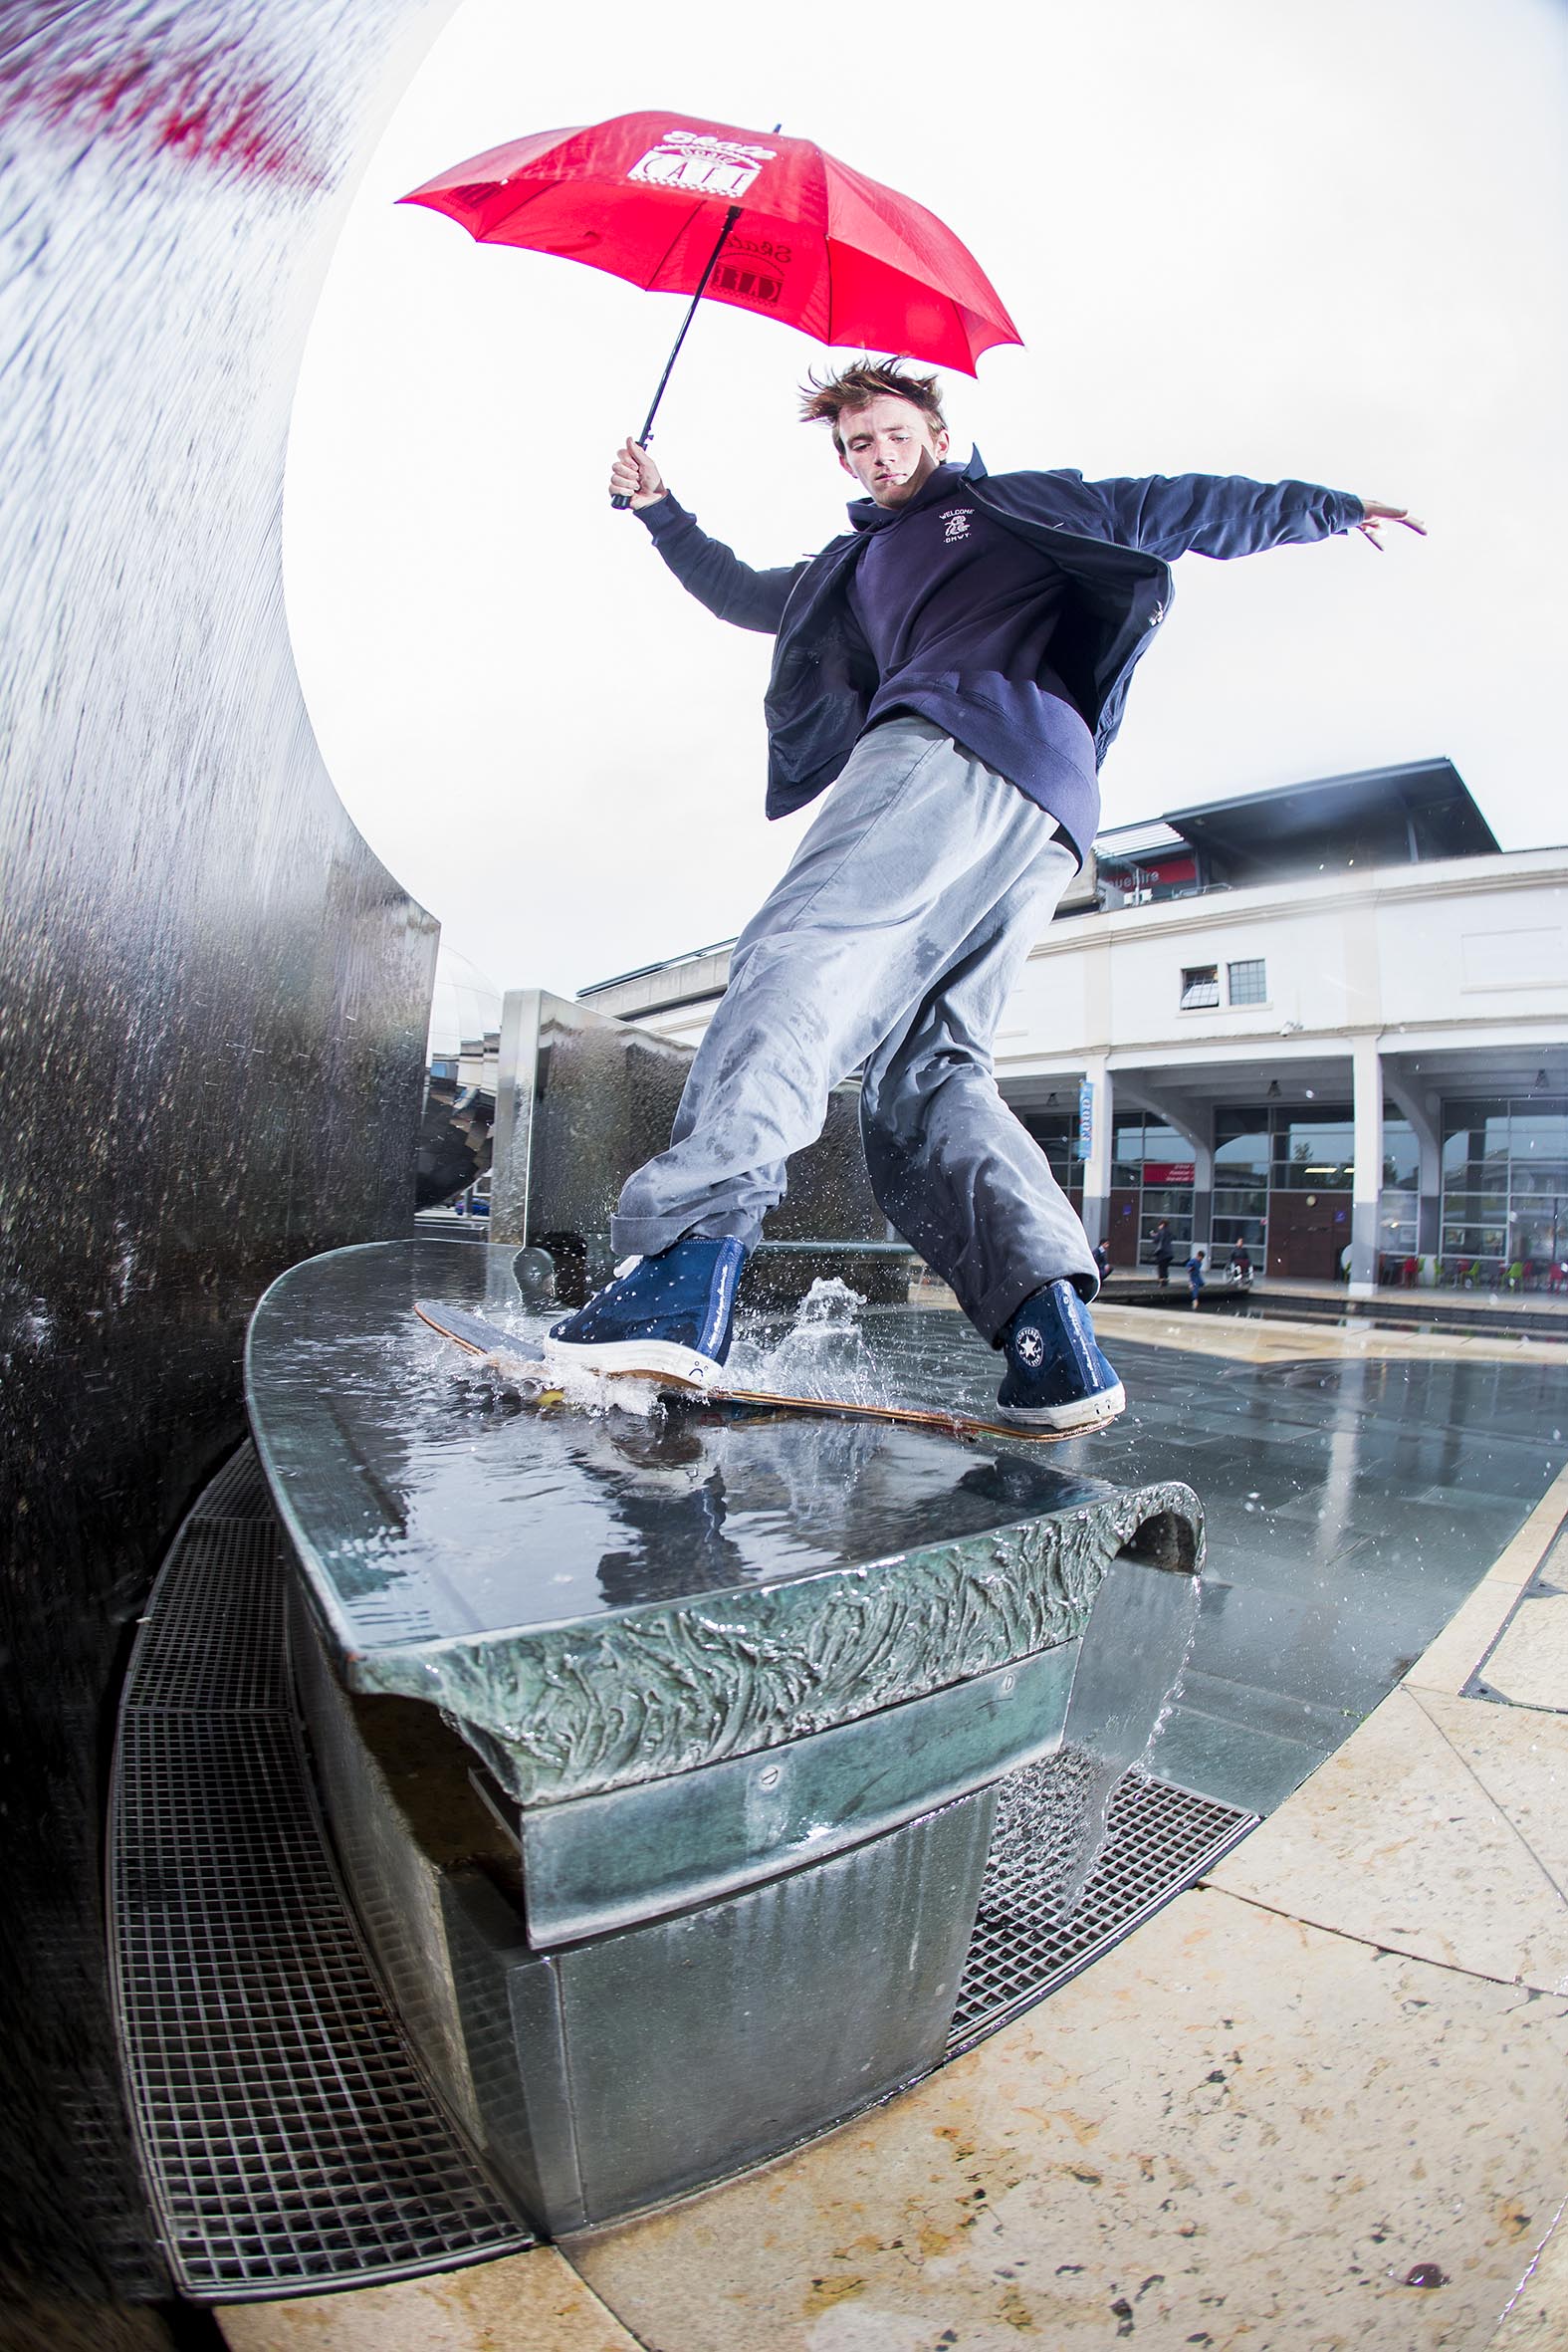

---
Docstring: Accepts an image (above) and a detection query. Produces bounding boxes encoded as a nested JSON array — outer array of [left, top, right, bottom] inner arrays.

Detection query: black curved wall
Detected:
[[0, 2, 449, 2320]]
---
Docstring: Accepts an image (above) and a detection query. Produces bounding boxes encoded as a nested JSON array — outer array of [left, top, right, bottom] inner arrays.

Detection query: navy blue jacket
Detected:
[[639, 449, 1363, 824]]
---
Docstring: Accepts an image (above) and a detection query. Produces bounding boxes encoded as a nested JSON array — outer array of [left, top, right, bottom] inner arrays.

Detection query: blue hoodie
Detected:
[[637, 450, 1362, 861]]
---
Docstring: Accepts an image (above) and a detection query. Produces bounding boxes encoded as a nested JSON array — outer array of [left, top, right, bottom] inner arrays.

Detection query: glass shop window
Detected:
[[1112, 1116, 1147, 1189], [1276, 1115, 1354, 1190], [1381, 1115, 1420, 1190], [1512, 1163, 1568, 1197], [1143, 1121, 1189, 1168], [1215, 1108, 1270, 1186], [1378, 1191, 1419, 1256], [1019, 1112, 1076, 1184], [1442, 1101, 1510, 1185], [1139, 1211, 1193, 1259], [1443, 1223, 1506, 1260], [1442, 1192, 1509, 1220], [1212, 1213, 1267, 1252], [1511, 1101, 1568, 1175], [1180, 964, 1220, 1010], [1228, 958, 1266, 1006]]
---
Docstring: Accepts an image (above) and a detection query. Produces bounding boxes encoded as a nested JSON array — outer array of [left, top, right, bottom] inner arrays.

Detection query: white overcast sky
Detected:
[[283, 0, 1568, 1013]]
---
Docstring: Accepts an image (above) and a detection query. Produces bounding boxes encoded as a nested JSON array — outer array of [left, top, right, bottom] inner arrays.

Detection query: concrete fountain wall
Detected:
[[0, 0, 451, 2312]]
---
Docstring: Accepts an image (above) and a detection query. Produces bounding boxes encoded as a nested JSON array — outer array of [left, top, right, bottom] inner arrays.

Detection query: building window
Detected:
[[1019, 1110, 1083, 1192], [1275, 1114, 1354, 1190], [1228, 958, 1266, 1006], [1212, 1213, 1267, 1255], [1102, 1113, 1197, 1268], [1441, 1096, 1567, 1279], [1180, 964, 1220, 1010]]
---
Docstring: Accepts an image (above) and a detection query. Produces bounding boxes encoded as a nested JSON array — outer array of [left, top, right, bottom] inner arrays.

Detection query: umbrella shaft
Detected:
[[634, 200, 744, 449]]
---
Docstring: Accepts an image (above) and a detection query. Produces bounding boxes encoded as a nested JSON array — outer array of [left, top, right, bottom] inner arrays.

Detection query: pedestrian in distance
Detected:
[[1187, 1245, 1207, 1306], [1152, 1221, 1175, 1290], [1093, 1238, 1111, 1286], [547, 357, 1424, 1433]]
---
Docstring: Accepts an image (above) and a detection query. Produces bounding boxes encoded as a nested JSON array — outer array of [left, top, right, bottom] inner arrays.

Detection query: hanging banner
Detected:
[[1077, 1078, 1093, 1159]]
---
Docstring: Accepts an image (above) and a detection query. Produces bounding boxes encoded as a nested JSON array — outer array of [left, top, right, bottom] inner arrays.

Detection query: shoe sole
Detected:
[[544, 1335, 722, 1388], [996, 1380, 1127, 1434]]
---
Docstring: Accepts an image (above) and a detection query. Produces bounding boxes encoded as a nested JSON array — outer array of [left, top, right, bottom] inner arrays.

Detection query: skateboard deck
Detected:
[[414, 1299, 1116, 1446]]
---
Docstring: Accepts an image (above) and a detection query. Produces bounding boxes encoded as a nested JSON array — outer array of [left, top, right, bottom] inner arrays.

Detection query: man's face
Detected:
[[836, 395, 950, 509]]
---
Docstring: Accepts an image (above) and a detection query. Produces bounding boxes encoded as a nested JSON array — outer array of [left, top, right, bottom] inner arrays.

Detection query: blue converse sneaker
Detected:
[[997, 1280, 1126, 1432], [545, 1237, 745, 1387]]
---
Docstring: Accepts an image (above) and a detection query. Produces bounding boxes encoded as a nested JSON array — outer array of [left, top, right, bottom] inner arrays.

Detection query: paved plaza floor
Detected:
[[220, 1304, 1568, 2352], [1098, 1273, 1568, 1326]]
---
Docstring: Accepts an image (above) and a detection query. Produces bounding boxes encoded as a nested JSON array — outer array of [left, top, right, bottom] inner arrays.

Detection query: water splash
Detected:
[[734, 1276, 890, 1406], [435, 1312, 668, 1423]]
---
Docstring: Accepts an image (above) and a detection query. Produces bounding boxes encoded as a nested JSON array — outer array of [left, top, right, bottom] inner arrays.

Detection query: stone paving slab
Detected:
[[1480, 1593, 1568, 1713], [567, 1887, 1568, 2351], [1409, 1466, 1568, 1702], [1485, 2208, 1568, 2348], [217, 2247, 639, 2351], [1207, 1684, 1568, 1993]]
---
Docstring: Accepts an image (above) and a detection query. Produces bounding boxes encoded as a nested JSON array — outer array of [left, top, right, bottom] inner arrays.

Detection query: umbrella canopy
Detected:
[[400, 110, 1021, 376]]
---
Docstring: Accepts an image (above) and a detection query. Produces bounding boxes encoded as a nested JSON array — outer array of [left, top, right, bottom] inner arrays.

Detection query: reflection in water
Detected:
[[592, 1420, 748, 1607]]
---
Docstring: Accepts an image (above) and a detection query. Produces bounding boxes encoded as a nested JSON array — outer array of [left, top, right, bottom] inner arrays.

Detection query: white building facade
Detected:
[[580, 767, 1568, 1296]]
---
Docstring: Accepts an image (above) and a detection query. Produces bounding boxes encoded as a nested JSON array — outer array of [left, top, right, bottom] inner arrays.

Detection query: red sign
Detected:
[[1144, 1161, 1196, 1186]]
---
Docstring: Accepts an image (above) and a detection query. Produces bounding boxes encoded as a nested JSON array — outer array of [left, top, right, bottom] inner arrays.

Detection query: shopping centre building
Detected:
[[579, 759, 1568, 1294]]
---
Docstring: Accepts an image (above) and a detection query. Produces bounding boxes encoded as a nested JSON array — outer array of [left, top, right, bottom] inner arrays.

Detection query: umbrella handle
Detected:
[[609, 200, 744, 510], [609, 441, 647, 515]]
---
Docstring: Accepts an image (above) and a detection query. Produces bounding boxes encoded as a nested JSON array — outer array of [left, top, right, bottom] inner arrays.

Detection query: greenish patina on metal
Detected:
[[354, 1479, 1200, 1803]]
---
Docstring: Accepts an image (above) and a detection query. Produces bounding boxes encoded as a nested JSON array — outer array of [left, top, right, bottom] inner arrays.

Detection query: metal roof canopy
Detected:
[[1161, 758, 1498, 870]]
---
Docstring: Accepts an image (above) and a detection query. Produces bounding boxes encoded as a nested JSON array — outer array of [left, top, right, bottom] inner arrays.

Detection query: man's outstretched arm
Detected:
[[610, 439, 802, 633], [1084, 470, 1424, 563]]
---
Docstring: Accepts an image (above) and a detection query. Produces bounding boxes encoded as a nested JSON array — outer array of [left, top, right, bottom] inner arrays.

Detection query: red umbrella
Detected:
[[400, 110, 1021, 500]]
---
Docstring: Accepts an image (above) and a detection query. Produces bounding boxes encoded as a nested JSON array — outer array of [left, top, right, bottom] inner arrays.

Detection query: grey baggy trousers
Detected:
[[610, 715, 1099, 1343]]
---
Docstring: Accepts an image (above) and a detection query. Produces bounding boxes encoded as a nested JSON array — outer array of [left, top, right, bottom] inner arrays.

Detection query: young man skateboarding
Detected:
[[547, 359, 1421, 1431]]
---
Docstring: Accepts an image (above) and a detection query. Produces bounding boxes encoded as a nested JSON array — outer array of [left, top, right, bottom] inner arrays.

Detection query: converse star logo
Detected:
[[1015, 1325, 1045, 1367], [941, 508, 972, 543]]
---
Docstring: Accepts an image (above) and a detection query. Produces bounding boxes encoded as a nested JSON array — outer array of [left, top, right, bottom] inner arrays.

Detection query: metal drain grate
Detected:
[[194, 1445, 276, 1521], [949, 1767, 1256, 2052], [124, 1519, 293, 1717], [110, 1447, 530, 2300]]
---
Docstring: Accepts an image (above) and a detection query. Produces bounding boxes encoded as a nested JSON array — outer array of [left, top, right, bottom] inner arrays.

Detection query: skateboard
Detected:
[[414, 1298, 1118, 1446]]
